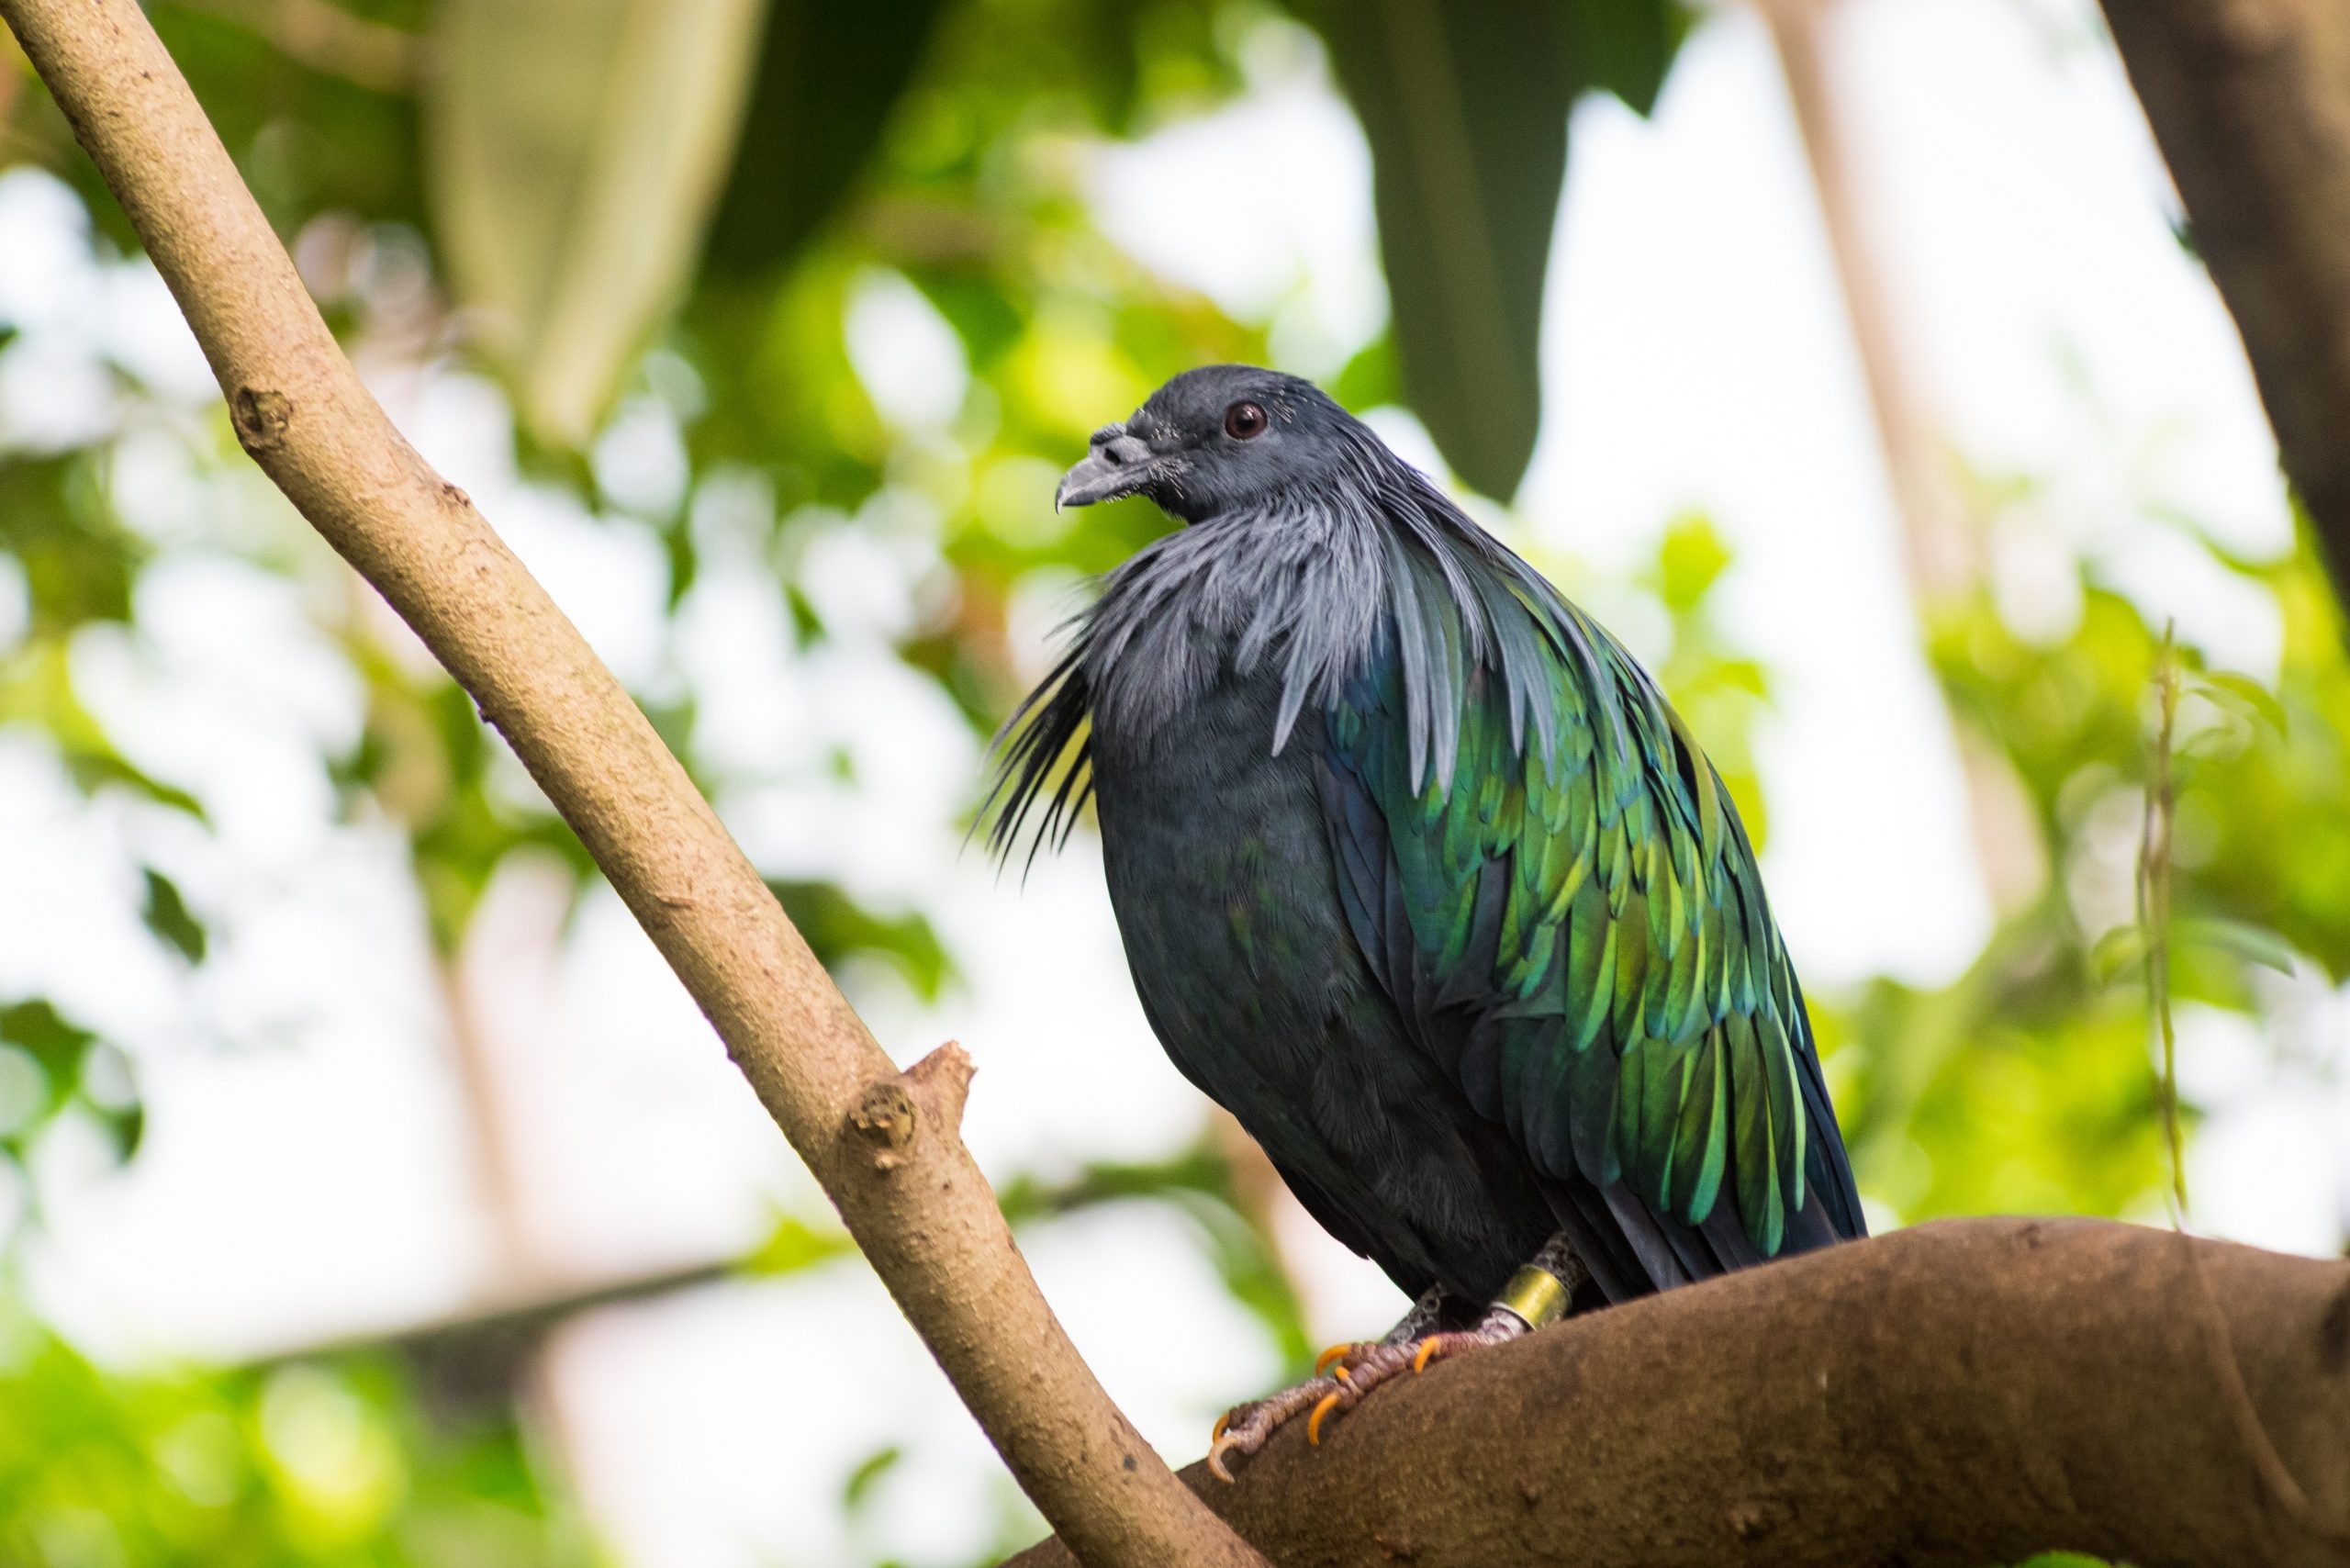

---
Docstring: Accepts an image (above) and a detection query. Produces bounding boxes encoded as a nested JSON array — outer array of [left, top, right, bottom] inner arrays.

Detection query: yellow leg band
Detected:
[[1492, 1262, 1572, 1329]]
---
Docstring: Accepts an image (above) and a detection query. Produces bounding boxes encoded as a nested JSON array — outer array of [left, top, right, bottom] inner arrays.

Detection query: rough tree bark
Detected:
[[1008, 1218, 2350, 1568], [2100, 0, 2350, 597], [0, 3, 1266, 1564]]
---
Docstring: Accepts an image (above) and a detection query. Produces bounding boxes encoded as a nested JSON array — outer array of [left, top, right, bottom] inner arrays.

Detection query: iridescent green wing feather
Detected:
[[1318, 541, 1820, 1255]]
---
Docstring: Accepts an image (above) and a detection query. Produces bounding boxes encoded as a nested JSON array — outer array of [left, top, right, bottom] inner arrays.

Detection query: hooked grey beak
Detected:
[[1056, 428, 1154, 510]]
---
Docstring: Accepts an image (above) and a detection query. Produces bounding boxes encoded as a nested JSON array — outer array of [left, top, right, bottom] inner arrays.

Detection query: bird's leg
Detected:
[[1380, 1232, 1589, 1375], [1310, 1283, 1449, 1378], [1206, 1286, 1450, 1484], [1207, 1236, 1588, 1482]]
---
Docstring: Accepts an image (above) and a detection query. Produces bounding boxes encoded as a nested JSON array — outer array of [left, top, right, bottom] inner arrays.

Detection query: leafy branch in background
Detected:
[[2098, 624, 2295, 1220], [1306, 0, 1684, 500], [2139, 624, 2185, 1216]]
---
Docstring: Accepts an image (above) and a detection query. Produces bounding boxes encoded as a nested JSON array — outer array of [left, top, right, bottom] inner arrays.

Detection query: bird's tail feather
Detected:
[[1543, 1170, 1851, 1304]]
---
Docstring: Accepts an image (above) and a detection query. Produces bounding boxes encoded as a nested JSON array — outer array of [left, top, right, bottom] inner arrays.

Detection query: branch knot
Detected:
[[847, 1081, 916, 1170], [844, 1041, 974, 1173], [230, 386, 292, 454]]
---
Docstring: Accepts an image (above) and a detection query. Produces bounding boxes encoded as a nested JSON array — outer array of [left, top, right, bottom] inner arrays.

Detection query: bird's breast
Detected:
[[1088, 666, 1357, 1076]]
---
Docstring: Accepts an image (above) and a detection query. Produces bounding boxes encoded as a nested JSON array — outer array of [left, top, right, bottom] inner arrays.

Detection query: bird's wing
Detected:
[[1315, 537, 1862, 1259]]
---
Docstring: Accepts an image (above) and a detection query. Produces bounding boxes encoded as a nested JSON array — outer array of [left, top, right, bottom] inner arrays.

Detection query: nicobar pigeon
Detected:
[[985, 366, 1864, 1478]]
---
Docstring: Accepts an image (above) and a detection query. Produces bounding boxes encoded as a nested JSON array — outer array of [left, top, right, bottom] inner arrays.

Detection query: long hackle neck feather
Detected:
[[981, 421, 1641, 868]]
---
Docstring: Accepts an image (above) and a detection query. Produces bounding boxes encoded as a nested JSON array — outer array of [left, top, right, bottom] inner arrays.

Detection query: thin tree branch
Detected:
[[0, 5, 1265, 1562], [1004, 1218, 2350, 1568], [2099, 0, 2350, 599], [244, 1136, 1267, 1393], [436, 953, 553, 1288], [282, 1256, 740, 1420]]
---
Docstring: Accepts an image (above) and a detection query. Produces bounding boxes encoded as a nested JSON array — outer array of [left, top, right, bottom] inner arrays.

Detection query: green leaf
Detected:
[[1327, 332, 1402, 412], [767, 880, 954, 999], [1654, 514, 1731, 611], [1566, 0, 1691, 117], [2193, 672, 2288, 740], [0, 642, 204, 819], [739, 1214, 854, 1275], [89, 1101, 144, 1165], [2088, 924, 2146, 985], [1302, 0, 1684, 500], [2175, 917, 2297, 976], [140, 868, 207, 966], [0, 1000, 95, 1073], [1309, 0, 1567, 500], [424, 0, 774, 445], [842, 1443, 902, 1510], [702, 0, 955, 276]]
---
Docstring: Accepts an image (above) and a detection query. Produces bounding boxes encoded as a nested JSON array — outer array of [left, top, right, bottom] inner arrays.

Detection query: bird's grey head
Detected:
[[1054, 364, 1362, 523]]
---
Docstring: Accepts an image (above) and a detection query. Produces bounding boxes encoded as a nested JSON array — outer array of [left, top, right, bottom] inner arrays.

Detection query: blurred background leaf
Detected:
[[702, 0, 954, 278], [1297, 0, 1686, 500], [1304, 0, 1572, 501], [425, 0, 769, 444]]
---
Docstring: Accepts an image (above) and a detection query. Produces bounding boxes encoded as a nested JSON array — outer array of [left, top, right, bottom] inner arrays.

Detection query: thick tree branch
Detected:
[[0, 4, 1266, 1562], [1006, 1219, 2350, 1568], [2099, 0, 2350, 595]]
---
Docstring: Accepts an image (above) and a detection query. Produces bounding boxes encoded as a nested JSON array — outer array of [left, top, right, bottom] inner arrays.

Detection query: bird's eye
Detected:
[[1224, 400, 1269, 441]]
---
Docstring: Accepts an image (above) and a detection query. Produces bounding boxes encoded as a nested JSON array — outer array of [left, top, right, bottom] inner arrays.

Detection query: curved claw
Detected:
[[1314, 1341, 1360, 1377], [1206, 1398, 1272, 1483], [1210, 1310, 1529, 1482]]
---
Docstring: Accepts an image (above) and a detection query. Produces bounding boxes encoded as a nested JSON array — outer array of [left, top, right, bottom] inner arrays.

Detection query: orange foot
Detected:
[[1206, 1311, 1530, 1482]]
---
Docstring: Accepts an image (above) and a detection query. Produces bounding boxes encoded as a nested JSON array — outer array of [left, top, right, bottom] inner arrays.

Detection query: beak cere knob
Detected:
[[1057, 428, 1154, 510]]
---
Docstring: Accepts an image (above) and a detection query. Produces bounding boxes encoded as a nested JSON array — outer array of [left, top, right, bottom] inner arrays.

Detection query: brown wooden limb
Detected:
[[0, 5, 1265, 1562], [1004, 1218, 2350, 1568], [2099, 0, 2350, 597]]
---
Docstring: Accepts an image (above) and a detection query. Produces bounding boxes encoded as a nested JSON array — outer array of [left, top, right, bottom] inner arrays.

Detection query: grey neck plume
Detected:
[[981, 428, 1622, 870]]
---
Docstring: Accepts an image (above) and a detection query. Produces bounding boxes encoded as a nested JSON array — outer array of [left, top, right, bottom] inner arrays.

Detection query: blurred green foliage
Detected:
[[0, 0, 2330, 1563], [1828, 513, 2340, 1225], [0, 1305, 598, 1567]]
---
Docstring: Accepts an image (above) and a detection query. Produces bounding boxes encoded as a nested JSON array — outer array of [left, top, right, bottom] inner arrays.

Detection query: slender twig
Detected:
[[2137, 621, 2187, 1220], [0, 3, 1265, 1562], [2136, 633, 2344, 1544]]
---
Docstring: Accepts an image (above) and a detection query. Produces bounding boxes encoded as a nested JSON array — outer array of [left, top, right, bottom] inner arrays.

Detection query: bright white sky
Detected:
[[0, 2, 2344, 1564]]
